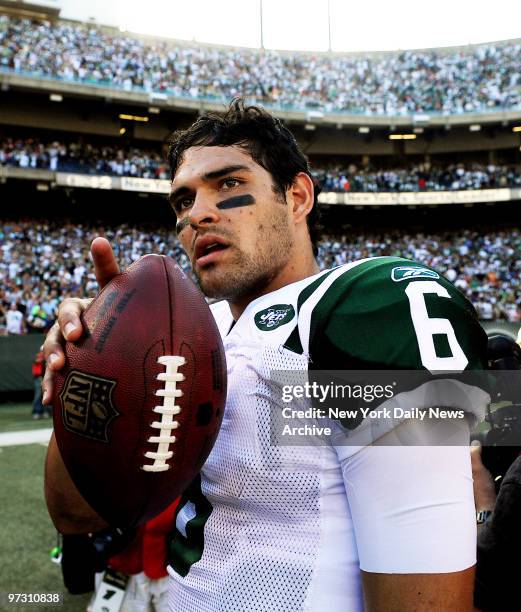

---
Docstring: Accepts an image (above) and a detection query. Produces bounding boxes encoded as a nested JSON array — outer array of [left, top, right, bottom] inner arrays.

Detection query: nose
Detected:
[[188, 194, 220, 229]]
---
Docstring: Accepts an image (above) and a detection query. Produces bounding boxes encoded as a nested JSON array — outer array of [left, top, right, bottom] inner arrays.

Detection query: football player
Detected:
[[43, 100, 489, 611]]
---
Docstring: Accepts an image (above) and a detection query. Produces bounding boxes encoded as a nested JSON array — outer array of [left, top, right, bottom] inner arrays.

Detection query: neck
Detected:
[[228, 250, 320, 320]]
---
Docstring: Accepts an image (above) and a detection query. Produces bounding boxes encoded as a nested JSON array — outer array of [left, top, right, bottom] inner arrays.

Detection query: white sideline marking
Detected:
[[0, 428, 53, 447]]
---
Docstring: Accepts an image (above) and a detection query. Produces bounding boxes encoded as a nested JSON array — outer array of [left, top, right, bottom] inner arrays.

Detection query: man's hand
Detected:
[[42, 237, 120, 404], [43, 237, 119, 533], [471, 441, 497, 515]]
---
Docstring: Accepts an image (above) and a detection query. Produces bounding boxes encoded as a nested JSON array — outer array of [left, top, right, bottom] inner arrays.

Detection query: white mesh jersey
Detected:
[[167, 257, 490, 612]]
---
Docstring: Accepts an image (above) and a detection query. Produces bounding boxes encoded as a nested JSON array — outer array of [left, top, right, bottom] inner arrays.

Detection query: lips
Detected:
[[194, 235, 230, 267]]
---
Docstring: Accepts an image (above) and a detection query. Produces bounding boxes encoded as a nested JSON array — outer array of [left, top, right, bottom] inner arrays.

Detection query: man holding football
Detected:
[[43, 100, 489, 611]]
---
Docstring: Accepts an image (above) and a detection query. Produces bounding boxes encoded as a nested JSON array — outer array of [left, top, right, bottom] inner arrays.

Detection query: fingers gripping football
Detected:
[[42, 236, 120, 404], [42, 298, 92, 404], [90, 237, 120, 288]]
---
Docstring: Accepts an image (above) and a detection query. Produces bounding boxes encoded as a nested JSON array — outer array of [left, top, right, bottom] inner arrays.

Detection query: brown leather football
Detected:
[[52, 254, 226, 527]]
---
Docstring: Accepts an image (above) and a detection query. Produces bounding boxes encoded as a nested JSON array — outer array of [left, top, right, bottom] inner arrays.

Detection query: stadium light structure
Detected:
[[389, 134, 417, 140], [119, 114, 149, 122]]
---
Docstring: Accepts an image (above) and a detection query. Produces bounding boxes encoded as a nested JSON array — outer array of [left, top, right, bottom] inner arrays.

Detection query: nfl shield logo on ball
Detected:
[[60, 370, 119, 442]]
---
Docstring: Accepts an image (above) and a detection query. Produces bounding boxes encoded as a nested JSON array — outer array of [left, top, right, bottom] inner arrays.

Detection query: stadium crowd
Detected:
[[316, 163, 521, 192], [2, 138, 521, 192], [1, 220, 520, 334], [1, 15, 521, 115], [0, 138, 170, 179]]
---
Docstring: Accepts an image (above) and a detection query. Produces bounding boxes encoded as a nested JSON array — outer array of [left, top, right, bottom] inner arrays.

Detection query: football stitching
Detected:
[[142, 355, 186, 472]]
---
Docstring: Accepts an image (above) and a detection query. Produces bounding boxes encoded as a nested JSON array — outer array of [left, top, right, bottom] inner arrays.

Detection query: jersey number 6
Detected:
[[405, 280, 468, 372]]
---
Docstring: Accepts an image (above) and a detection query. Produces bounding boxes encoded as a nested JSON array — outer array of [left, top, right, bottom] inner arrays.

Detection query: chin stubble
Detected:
[[198, 216, 293, 302]]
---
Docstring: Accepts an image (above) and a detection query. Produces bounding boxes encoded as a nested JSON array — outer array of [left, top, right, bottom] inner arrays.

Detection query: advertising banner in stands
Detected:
[[120, 177, 171, 193], [13, 170, 520, 204], [319, 188, 513, 206], [56, 173, 115, 190]]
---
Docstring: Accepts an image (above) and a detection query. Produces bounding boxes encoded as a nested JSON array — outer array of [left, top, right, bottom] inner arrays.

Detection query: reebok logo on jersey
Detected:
[[255, 304, 295, 331], [391, 266, 440, 282]]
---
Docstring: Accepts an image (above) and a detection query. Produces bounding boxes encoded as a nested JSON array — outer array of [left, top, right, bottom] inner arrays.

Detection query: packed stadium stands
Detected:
[[1, 219, 519, 335], [0, 137, 171, 179], [303, 163, 521, 192], [1, 7, 520, 339], [1, 14, 521, 115], [2, 137, 521, 192]]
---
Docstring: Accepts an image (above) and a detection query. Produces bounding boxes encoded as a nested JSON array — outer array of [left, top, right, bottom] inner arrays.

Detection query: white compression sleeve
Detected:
[[336, 418, 476, 573]]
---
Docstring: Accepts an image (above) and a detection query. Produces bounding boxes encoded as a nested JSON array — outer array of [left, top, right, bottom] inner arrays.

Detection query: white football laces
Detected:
[[142, 355, 186, 472]]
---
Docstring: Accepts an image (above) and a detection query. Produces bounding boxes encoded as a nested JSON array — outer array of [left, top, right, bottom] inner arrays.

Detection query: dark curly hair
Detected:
[[167, 98, 321, 256]]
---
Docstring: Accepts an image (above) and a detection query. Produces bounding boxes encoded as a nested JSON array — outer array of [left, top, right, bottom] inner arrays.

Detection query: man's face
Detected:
[[170, 145, 294, 302]]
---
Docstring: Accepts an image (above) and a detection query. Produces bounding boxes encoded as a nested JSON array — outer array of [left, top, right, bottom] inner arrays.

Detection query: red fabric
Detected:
[[33, 352, 44, 377], [109, 525, 145, 576], [109, 498, 179, 579]]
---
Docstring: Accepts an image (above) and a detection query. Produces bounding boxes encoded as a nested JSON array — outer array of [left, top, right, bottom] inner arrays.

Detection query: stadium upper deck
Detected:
[[1, 9, 520, 209], [1, 13, 521, 126]]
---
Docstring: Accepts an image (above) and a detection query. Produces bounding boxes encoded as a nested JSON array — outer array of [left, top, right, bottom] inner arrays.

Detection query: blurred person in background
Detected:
[[27, 303, 50, 332], [88, 501, 178, 612], [31, 349, 50, 419], [472, 443, 521, 611], [471, 328, 521, 610], [6, 301, 25, 335]]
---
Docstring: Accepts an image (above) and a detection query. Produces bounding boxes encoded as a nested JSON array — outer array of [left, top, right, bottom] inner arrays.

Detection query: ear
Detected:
[[287, 172, 315, 224]]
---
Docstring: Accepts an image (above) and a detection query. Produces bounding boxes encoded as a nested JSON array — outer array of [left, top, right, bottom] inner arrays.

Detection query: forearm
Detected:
[[362, 567, 476, 612], [338, 420, 477, 609], [45, 432, 108, 534]]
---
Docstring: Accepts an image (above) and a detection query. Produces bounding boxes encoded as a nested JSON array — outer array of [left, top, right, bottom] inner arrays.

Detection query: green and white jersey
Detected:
[[167, 257, 489, 612]]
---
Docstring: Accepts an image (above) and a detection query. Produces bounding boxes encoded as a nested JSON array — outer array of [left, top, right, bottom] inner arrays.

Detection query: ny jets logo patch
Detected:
[[60, 370, 119, 442], [254, 304, 295, 331], [391, 266, 440, 282]]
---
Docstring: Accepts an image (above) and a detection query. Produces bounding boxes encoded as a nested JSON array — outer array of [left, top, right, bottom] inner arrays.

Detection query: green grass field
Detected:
[[0, 403, 90, 612], [0, 402, 52, 434]]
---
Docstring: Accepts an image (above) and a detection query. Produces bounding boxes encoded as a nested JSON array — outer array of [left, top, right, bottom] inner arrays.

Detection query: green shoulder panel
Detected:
[[307, 257, 487, 371]]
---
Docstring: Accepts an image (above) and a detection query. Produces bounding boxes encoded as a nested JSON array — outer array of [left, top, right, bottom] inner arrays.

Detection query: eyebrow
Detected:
[[168, 164, 251, 205]]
